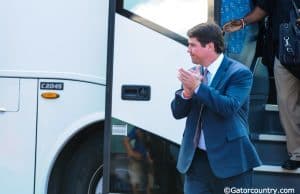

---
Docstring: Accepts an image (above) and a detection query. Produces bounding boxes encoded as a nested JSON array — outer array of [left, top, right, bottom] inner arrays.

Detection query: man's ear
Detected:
[[206, 42, 215, 51]]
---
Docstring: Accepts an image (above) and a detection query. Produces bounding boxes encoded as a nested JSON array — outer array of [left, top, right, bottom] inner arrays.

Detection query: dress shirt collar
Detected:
[[204, 53, 224, 85]]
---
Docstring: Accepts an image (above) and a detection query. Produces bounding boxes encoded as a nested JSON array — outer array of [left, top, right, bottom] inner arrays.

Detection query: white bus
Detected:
[[0, 0, 299, 194]]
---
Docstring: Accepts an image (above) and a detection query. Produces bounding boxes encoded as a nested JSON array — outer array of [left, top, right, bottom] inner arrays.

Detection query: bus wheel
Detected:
[[48, 123, 104, 194], [88, 164, 103, 194]]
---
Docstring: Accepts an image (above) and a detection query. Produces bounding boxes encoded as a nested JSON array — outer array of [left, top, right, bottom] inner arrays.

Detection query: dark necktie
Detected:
[[193, 67, 209, 148]]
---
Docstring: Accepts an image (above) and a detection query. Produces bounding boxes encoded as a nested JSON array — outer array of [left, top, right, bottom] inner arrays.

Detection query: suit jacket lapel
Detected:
[[210, 56, 230, 89]]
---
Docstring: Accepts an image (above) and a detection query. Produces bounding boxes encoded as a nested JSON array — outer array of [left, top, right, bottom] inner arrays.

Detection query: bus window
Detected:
[[110, 122, 182, 194], [123, 0, 214, 37]]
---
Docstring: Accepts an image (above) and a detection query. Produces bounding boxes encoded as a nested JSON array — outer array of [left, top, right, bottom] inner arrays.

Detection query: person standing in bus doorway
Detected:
[[171, 22, 261, 194], [123, 127, 154, 194], [223, 0, 300, 170]]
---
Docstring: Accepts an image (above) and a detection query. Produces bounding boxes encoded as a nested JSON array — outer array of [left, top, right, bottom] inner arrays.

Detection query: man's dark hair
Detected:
[[187, 22, 224, 53]]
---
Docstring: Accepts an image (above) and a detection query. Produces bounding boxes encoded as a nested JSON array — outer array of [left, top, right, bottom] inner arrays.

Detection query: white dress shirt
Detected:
[[181, 53, 224, 150], [198, 53, 223, 150]]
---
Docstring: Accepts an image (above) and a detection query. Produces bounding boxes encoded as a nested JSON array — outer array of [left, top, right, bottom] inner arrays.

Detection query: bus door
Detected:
[[104, 1, 215, 193], [0, 78, 37, 194]]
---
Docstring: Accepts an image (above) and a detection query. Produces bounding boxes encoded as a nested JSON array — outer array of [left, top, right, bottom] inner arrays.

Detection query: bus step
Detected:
[[250, 104, 284, 134], [253, 165, 300, 193], [251, 133, 288, 166]]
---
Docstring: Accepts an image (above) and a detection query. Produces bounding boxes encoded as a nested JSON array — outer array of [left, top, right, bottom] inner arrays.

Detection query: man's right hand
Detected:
[[178, 68, 202, 92]]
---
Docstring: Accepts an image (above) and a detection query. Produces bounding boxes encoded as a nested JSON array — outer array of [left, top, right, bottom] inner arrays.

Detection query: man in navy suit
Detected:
[[171, 22, 261, 194]]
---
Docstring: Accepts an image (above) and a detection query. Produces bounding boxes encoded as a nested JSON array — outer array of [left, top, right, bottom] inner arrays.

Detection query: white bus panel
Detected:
[[0, 79, 37, 194], [0, 0, 109, 84]]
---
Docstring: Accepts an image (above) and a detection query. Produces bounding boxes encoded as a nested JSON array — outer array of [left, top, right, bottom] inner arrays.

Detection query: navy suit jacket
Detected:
[[171, 56, 261, 178]]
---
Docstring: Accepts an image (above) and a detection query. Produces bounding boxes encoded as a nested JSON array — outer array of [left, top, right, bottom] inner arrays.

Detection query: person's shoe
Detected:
[[281, 159, 300, 170]]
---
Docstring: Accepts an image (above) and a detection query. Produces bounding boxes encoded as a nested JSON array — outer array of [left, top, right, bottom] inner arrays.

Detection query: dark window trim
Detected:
[[116, 0, 188, 46], [103, 0, 116, 193], [214, 0, 221, 25]]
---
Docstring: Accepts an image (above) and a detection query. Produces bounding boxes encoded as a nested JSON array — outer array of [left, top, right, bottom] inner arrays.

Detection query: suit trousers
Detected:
[[184, 149, 253, 194], [274, 57, 300, 161]]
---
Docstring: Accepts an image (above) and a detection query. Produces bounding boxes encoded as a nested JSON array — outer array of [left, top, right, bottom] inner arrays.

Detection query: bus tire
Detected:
[[48, 122, 104, 194]]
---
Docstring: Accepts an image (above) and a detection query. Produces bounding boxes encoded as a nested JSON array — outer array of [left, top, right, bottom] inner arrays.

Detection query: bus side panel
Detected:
[[0, 78, 37, 194], [0, 0, 109, 82], [35, 80, 105, 194], [112, 14, 190, 144]]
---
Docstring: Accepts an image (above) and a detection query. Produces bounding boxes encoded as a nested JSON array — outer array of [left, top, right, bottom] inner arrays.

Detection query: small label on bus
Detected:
[[40, 82, 64, 90], [112, 124, 128, 136]]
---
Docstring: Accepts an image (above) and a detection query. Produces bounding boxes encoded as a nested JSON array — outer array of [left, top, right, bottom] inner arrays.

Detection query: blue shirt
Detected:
[[221, 0, 252, 54], [127, 128, 147, 159]]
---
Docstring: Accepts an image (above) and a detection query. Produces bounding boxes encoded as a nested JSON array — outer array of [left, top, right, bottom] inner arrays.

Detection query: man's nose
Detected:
[[187, 47, 191, 53]]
